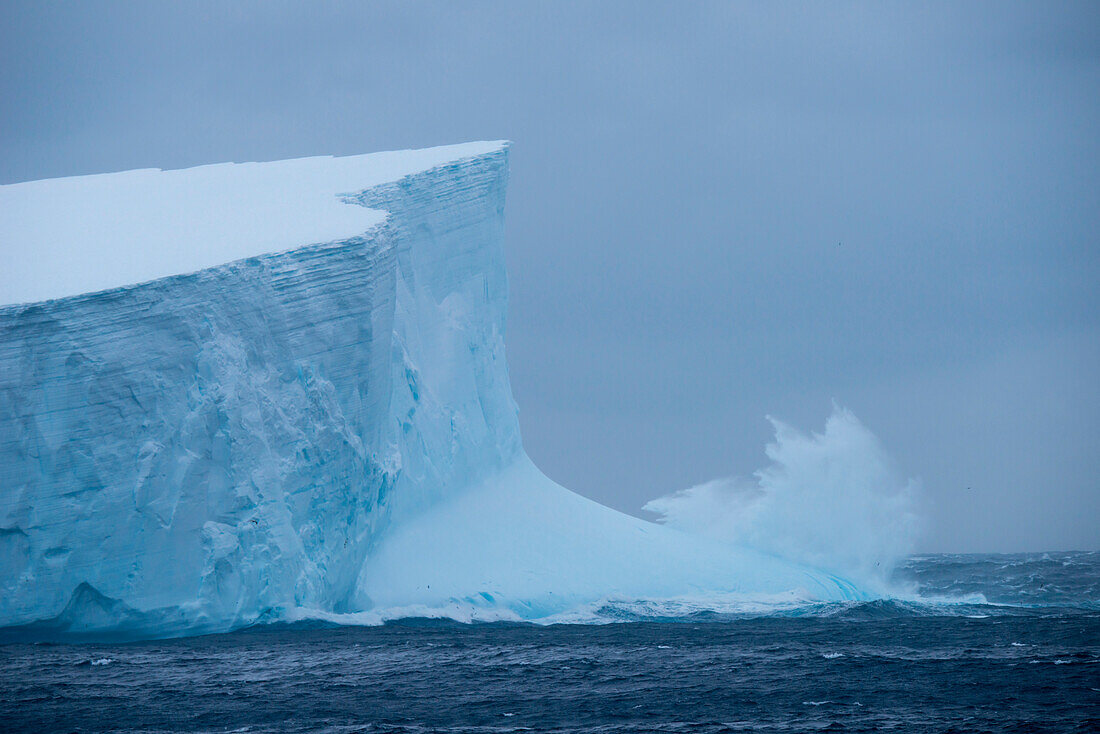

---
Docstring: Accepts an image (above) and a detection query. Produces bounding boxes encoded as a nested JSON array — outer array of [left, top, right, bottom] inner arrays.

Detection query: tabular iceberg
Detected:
[[0, 142, 864, 639]]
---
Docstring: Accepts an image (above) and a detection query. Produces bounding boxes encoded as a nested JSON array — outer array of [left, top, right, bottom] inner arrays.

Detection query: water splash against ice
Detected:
[[644, 407, 920, 593]]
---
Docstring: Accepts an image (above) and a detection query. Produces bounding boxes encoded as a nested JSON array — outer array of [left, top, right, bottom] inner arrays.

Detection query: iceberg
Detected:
[[0, 142, 865, 638]]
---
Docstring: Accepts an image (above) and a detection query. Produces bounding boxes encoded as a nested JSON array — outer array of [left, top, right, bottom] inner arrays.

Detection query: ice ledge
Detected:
[[0, 141, 508, 307]]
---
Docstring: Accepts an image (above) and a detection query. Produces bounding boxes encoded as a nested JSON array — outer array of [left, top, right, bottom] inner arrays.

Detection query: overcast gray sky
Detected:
[[2, 1, 1097, 552]]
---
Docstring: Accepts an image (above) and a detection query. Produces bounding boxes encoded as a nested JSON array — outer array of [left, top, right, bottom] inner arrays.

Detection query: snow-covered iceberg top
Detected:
[[0, 141, 505, 306]]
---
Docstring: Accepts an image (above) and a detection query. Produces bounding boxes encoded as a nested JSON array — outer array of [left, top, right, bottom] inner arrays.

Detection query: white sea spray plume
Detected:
[[643, 407, 921, 593]]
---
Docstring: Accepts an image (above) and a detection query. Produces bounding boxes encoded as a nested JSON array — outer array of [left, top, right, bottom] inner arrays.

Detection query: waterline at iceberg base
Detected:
[[0, 142, 865, 640]]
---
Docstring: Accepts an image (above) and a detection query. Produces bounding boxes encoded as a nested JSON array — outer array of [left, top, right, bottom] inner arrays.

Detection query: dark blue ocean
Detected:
[[2, 552, 1097, 733]]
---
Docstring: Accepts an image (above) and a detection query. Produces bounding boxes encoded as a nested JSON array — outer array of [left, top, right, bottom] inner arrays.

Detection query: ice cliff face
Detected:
[[0, 145, 522, 636], [0, 143, 863, 639], [0, 233, 397, 634], [346, 159, 521, 527]]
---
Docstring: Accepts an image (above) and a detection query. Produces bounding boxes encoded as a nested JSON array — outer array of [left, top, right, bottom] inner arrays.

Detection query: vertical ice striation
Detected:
[[346, 152, 521, 529], [0, 142, 865, 639]]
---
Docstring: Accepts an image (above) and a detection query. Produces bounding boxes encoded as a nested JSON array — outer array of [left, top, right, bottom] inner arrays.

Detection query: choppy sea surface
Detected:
[[2, 551, 1097, 733]]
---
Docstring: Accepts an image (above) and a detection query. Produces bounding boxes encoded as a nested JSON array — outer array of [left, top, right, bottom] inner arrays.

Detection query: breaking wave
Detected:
[[644, 406, 921, 594]]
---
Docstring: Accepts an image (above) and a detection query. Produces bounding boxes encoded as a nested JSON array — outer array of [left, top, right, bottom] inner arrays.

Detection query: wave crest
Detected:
[[644, 406, 921, 593]]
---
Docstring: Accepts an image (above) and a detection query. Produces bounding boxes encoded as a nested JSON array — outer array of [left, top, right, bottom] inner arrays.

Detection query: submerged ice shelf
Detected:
[[0, 142, 866, 639]]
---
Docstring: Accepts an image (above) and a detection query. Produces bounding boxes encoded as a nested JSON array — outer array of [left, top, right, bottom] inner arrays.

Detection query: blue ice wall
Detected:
[[0, 147, 515, 636]]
